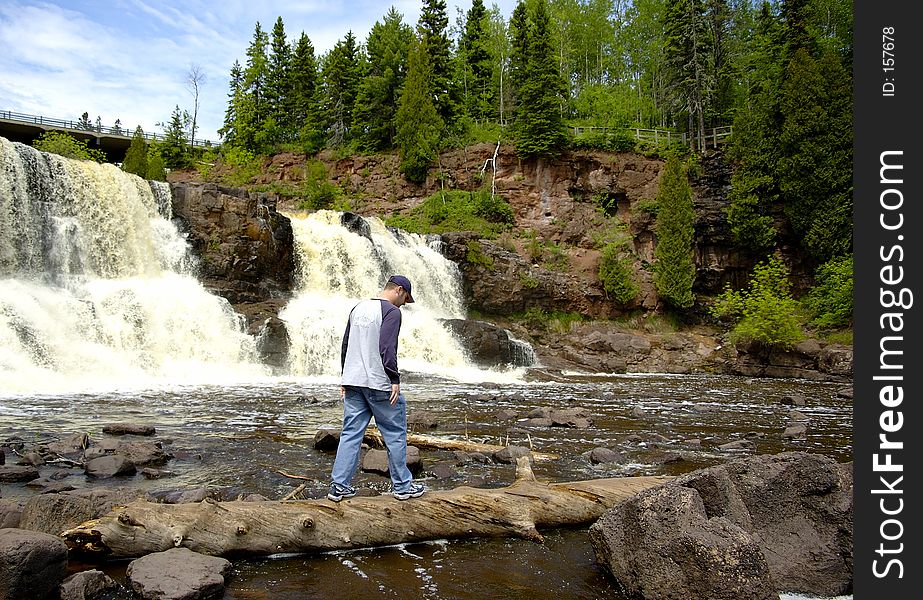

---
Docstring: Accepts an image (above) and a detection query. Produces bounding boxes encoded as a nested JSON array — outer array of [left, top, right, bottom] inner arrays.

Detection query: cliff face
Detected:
[[167, 147, 850, 382]]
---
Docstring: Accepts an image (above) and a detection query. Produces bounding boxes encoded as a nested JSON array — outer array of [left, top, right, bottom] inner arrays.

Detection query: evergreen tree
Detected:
[[515, 0, 568, 158], [219, 60, 243, 144], [353, 8, 413, 151], [121, 126, 149, 177], [417, 0, 458, 124], [290, 32, 324, 153], [234, 21, 271, 152], [267, 16, 293, 137], [777, 47, 852, 261], [77, 112, 93, 130], [460, 0, 493, 121], [653, 155, 696, 309], [486, 5, 512, 124], [146, 152, 167, 181], [662, 0, 713, 151], [507, 0, 530, 121], [321, 31, 361, 147], [395, 37, 443, 183], [160, 105, 189, 169]]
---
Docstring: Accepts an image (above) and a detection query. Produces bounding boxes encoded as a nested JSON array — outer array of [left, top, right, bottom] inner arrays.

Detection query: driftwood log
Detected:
[[62, 458, 670, 559], [365, 430, 560, 461]]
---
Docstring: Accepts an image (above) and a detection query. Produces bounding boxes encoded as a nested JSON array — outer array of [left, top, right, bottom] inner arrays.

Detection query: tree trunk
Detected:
[[63, 458, 670, 559], [367, 430, 560, 462]]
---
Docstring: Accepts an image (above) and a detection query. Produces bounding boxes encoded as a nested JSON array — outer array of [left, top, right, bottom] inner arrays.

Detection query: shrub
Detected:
[[384, 188, 513, 238], [33, 131, 106, 162], [710, 256, 805, 348], [653, 155, 695, 309], [804, 255, 853, 328], [598, 243, 639, 305], [294, 160, 341, 211]]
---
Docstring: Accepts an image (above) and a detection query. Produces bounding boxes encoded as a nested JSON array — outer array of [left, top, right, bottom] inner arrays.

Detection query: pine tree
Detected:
[[515, 0, 568, 158], [160, 105, 189, 169], [662, 0, 713, 151], [146, 152, 166, 181], [653, 155, 696, 309], [353, 8, 414, 151], [267, 16, 293, 137], [460, 0, 493, 121], [507, 0, 529, 121], [234, 21, 271, 152], [417, 0, 458, 125], [395, 38, 443, 183], [219, 60, 243, 144], [121, 126, 149, 177], [321, 31, 361, 147], [77, 112, 93, 130], [290, 32, 324, 153]]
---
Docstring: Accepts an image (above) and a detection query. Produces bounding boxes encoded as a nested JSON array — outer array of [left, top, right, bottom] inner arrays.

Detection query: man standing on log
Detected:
[[327, 275, 426, 502]]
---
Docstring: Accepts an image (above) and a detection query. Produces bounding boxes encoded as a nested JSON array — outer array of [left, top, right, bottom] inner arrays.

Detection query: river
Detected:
[[2, 371, 851, 599]]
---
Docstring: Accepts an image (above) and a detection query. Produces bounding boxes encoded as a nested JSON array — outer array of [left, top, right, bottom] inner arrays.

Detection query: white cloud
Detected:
[[1, 0, 517, 143]]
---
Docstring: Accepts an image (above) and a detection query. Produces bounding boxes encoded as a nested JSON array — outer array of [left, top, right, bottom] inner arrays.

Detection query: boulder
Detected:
[[85, 455, 136, 478], [0, 528, 69, 600], [126, 547, 232, 600], [590, 452, 852, 598], [102, 423, 156, 436], [20, 489, 149, 536], [59, 569, 123, 600]]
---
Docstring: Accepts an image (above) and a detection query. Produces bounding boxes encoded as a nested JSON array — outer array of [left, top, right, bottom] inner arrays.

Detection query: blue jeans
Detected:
[[330, 385, 413, 493]]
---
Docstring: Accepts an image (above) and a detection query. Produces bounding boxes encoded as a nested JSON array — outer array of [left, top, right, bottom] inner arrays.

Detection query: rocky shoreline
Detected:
[[1, 418, 852, 600]]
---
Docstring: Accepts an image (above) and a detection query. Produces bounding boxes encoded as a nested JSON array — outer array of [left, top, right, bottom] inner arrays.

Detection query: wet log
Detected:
[[63, 458, 670, 559], [365, 430, 560, 461]]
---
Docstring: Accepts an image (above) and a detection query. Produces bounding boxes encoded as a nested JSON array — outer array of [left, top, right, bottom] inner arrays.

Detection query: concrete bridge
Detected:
[[0, 109, 215, 163]]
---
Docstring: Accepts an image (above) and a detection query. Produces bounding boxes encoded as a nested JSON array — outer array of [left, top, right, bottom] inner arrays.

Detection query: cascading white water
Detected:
[[281, 210, 521, 383], [0, 136, 269, 394]]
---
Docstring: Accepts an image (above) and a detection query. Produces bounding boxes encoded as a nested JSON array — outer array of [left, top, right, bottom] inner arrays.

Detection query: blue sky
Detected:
[[0, 0, 516, 142]]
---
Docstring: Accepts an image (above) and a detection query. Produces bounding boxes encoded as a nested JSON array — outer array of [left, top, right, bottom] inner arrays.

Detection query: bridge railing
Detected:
[[570, 125, 733, 148], [0, 109, 215, 148]]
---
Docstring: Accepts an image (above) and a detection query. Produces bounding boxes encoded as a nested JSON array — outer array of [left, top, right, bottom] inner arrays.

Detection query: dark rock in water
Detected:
[[102, 423, 156, 436], [441, 318, 535, 367], [0, 465, 40, 483], [341, 211, 372, 240], [85, 455, 136, 478], [361, 447, 422, 476], [59, 569, 124, 600], [492, 445, 531, 464], [586, 447, 624, 465], [126, 547, 232, 600], [590, 451, 853, 598], [313, 429, 341, 451], [256, 315, 290, 372], [0, 528, 69, 600]]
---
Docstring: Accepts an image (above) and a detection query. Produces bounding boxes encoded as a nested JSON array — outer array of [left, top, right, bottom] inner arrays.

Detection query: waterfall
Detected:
[[0, 137, 268, 394], [281, 210, 519, 382]]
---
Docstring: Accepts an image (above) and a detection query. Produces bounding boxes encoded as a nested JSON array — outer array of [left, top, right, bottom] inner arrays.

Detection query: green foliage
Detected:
[[598, 243, 639, 305], [32, 131, 105, 162], [293, 160, 342, 210], [354, 8, 414, 152], [159, 105, 190, 169], [146, 153, 167, 181], [384, 188, 513, 238], [418, 0, 459, 124], [395, 38, 444, 183], [710, 256, 805, 348], [570, 129, 636, 152], [653, 155, 695, 309], [216, 146, 263, 186], [519, 272, 539, 288], [121, 126, 148, 176], [514, 0, 568, 158], [804, 255, 853, 329], [465, 240, 495, 270], [516, 308, 584, 333]]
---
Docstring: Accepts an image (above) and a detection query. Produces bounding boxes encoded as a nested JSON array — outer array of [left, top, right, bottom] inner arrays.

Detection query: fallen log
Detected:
[[364, 429, 560, 461], [62, 458, 670, 559]]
